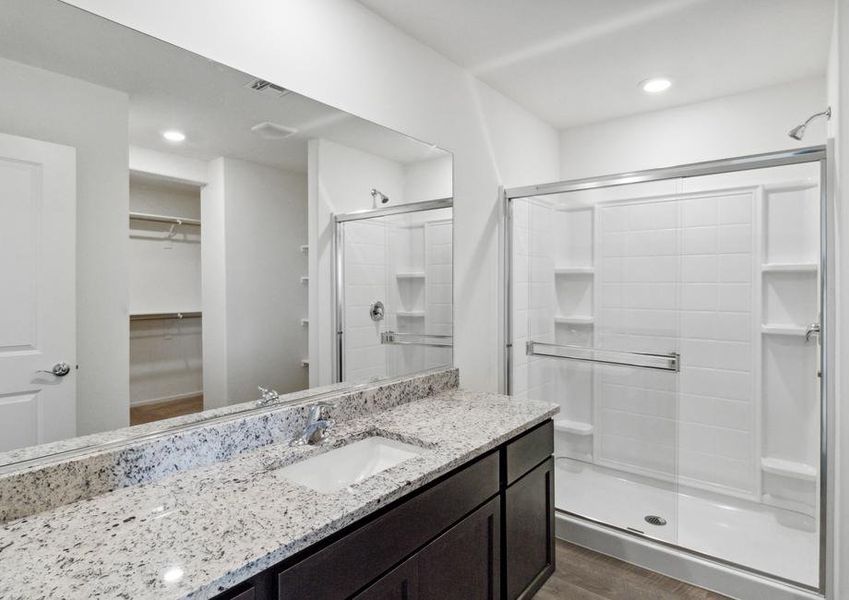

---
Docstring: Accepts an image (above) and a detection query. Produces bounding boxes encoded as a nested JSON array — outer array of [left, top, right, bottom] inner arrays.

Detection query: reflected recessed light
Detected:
[[640, 78, 672, 94], [162, 566, 184, 584], [162, 130, 186, 143]]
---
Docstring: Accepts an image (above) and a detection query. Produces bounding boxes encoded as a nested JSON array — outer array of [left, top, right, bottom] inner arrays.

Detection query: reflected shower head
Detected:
[[788, 107, 831, 140], [371, 188, 389, 205]]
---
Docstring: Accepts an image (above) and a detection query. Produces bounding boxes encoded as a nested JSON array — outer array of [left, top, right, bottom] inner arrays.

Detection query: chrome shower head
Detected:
[[371, 188, 389, 206], [788, 107, 832, 140]]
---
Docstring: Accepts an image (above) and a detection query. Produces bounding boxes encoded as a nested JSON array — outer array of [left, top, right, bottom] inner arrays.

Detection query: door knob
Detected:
[[38, 362, 71, 377]]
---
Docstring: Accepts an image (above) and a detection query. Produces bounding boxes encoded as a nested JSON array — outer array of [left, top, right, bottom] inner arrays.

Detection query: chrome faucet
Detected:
[[292, 402, 335, 446], [258, 386, 280, 405]]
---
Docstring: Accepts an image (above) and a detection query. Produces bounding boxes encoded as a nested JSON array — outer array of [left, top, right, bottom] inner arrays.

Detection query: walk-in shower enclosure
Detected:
[[334, 199, 454, 383], [504, 147, 831, 594]]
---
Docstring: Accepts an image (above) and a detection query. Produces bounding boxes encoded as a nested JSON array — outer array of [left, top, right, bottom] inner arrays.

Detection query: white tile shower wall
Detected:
[[594, 191, 758, 496], [425, 219, 453, 370], [343, 219, 388, 382]]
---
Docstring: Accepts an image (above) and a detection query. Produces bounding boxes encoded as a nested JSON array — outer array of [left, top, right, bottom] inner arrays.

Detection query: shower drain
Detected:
[[644, 515, 667, 526]]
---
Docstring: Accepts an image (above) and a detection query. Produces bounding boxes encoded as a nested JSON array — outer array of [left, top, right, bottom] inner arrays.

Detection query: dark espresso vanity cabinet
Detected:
[[214, 420, 554, 600]]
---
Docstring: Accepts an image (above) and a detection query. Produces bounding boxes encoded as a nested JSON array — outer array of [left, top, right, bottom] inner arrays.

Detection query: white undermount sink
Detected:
[[278, 436, 425, 493]]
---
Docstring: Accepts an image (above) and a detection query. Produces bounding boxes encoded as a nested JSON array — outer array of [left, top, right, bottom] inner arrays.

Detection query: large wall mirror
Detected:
[[0, 0, 453, 464]]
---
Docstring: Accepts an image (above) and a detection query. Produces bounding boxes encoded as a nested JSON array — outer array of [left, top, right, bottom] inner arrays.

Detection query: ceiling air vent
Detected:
[[245, 78, 291, 98], [251, 121, 298, 140]]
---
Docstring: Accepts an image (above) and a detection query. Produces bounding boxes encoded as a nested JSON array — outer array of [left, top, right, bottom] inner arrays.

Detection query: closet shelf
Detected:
[[761, 263, 817, 273], [130, 311, 201, 321], [129, 211, 200, 227], [396, 311, 425, 318], [554, 266, 594, 276], [396, 272, 426, 280], [553, 419, 594, 436], [761, 457, 817, 481], [761, 325, 807, 337], [554, 315, 594, 325]]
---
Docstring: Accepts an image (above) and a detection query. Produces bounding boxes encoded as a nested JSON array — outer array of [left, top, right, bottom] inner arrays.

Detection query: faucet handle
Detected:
[[308, 401, 333, 420], [258, 386, 279, 404]]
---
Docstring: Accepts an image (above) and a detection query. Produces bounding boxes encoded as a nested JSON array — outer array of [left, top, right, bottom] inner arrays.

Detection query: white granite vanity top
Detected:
[[0, 389, 557, 600]]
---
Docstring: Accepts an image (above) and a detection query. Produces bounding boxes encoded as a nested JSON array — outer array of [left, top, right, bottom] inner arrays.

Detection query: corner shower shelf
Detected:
[[554, 266, 594, 276], [300, 359, 310, 368], [553, 419, 594, 436], [761, 263, 817, 273], [554, 315, 594, 325], [761, 325, 807, 337], [396, 311, 425, 318], [300, 245, 309, 254], [300, 276, 309, 284], [396, 272, 426, 279], [300, 318, 309, 327], [761, 457, 816, 481]]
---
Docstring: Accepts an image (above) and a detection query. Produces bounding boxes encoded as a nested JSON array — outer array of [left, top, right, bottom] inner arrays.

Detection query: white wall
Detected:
[[403, 155, 453, 203], [0, 56, 130, 435], [63, 0, 561, 395], [308, 138, 407, 385], [559, 78, 828, 180], [203, 157, 308, 407]]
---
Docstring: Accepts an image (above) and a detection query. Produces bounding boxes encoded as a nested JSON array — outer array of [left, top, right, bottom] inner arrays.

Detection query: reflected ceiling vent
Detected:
[[244, 78, 291, 98], [251, 121, 298, 140]]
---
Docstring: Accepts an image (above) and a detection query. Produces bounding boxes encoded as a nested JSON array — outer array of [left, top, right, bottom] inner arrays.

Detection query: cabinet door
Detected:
[[353, 556, 418, 600], [505, 456, 554, 600], [418, 497, 501, 600]]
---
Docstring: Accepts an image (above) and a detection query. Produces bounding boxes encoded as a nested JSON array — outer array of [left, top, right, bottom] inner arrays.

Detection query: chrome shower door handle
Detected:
[[805, 323, 821, 342], [38, 362, 71, 377]]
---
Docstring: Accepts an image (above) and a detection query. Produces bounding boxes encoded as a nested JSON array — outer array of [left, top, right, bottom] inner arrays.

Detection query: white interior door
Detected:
[[0, 132, 76, 453]]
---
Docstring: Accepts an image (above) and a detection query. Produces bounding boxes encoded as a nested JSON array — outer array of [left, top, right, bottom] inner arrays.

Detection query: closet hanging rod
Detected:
[[129, 311, 202, 322], [129, 212, 201, 226]]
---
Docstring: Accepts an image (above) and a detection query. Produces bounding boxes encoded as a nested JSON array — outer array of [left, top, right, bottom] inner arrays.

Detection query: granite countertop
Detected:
[[0, 389, 558, 600]]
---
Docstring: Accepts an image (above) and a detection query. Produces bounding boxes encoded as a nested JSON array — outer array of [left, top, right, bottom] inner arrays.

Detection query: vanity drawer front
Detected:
[[504, 421, 553, 485], [277, 451, 499, 600]]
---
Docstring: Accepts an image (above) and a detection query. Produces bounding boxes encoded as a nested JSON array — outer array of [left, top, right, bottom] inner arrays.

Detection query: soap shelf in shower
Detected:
[[396, 271, 425, 279], [554, 315, 594, 325], [761, 457, 816, 481], [761, 262, 817, 273], [553, 419, 593, 436], [554, 266, 594, 276]]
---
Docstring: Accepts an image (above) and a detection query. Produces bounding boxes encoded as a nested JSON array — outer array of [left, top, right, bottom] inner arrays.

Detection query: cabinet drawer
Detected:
[[277, 451, 499, 600], [504, 421, 553, 486]]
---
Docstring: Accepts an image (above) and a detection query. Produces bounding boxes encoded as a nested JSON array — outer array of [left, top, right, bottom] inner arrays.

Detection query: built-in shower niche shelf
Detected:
[[553, 419, 593, 436], [554, 315, 594, 326], [761, 325, 808, 337], [554, 266, 594, 276], [761, 457, 817, 482], [396, 271, 425, 280], [396, 310, 425, 318], [761, 262, 818, 273]]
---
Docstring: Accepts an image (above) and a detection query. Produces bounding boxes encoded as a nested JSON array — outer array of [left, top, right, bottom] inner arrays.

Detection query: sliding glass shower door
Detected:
[[335, 202, 453, 383], [507, 150, 826, 591]]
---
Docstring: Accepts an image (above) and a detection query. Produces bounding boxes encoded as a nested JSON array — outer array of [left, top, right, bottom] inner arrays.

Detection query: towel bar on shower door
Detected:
[[380, 331, 453, 348], [526, 340, 679, 372]]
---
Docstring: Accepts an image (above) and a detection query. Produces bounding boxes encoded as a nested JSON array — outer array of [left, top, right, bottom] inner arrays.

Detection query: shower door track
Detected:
[[502, 145, 832, 596]]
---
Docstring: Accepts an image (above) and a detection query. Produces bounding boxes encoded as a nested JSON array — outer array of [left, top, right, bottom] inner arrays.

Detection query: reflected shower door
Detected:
[[338, 206, 453, 383], [512, 178, 684, 544]]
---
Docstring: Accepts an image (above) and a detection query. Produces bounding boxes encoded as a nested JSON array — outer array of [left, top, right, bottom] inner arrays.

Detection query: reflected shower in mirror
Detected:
[[0, 0, 452, 461]]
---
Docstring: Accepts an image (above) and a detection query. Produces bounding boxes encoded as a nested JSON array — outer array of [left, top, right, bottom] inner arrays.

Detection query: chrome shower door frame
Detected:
[[332, 198, 454, 384], [502, 145, 832, 596]]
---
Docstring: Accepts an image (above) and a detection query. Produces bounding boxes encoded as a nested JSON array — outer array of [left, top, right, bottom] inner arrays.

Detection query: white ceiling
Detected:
[[358, 0, 834, 129], [0, 0, 448, 172]]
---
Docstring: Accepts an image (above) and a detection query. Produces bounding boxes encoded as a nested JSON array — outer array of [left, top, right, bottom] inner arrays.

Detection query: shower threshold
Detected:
[[554, 457, 818, 591]]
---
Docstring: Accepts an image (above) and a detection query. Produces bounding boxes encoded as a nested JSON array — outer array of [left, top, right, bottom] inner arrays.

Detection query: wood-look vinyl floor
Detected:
[[129, 394, 204, 426], [534, 540, 731, 600]]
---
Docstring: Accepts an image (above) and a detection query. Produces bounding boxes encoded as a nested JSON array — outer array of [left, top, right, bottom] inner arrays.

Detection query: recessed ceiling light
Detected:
[[640, 78, 672, 94], [162, 130, 186, 143]]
